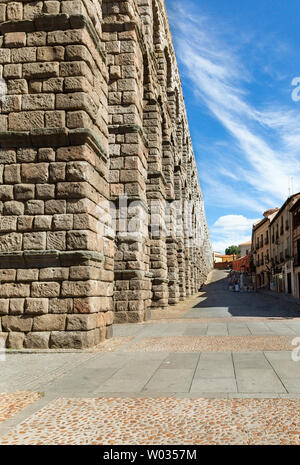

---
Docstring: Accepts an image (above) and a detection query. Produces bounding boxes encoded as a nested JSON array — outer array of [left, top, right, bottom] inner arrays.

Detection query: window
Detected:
[[287, 236, 291, 256]]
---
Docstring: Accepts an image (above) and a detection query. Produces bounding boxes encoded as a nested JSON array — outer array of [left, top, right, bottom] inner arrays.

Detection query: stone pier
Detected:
[[0, 0, 212, 349]]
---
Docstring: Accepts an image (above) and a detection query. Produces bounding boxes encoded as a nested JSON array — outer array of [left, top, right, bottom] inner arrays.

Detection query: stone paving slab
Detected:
[[183, 325, 208, 336], [160, 353, 199, 370], [1, 346, 300, 401], [143, 368, 195, 393], [1, 397, 300, 445], [235, 369, 286, 394], [0, 352, 106, 392], [194, 353, 235, 379], [115, 320, 300, 337], [44, 367, 121, 395], [279, 379, 300, 393], [191, 378, 238, 393], [233, 352, 270, 369], [206, 323, 229, 336], [265, 322, 296, 335], [2, 349, 300, 396], [94, 359, 168, 394], [228, 324, 252, 336]]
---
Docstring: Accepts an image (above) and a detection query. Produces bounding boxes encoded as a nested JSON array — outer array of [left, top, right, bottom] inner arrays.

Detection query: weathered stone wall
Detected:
[[0, 0, 212, 349]]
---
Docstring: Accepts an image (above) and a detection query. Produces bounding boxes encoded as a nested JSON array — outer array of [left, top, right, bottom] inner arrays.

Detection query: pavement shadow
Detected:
[[190, 272, 300, 319]]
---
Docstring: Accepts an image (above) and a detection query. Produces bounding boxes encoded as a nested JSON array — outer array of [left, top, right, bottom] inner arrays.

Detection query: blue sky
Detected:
[[165, 0, 300, 253]]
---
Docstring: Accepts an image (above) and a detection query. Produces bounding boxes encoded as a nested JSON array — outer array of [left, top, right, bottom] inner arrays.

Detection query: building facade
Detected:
[[232, 254, 251, 273], [251, 196, 300, 296], [252, 209, 278, 289], [0, 0, 212, 349], [239, 241, 251, 258], [213, 252, 222, 264], [289, 198, 300, 298], [269, 195, 300, 295]]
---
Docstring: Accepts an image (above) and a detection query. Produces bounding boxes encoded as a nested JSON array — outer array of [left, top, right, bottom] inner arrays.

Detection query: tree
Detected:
[[225, 245, 240, 256]]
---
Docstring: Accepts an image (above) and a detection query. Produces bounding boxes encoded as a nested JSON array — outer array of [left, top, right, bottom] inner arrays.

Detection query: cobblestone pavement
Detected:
[[0, 392, 41, 424], [0, 397, 299, 445], [1, 270, 300, 444], [126, 336, 295, 352]]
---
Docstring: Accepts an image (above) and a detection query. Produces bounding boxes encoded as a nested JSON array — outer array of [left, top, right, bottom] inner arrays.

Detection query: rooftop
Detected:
[[239, 241, 251, 246]]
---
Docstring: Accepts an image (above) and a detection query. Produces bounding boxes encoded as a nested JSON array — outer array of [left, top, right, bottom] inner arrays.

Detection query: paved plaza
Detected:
[[1, 270, 300, 444]]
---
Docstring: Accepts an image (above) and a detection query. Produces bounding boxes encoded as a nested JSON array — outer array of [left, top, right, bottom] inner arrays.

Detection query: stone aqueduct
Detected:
[[0, 0, 212, 349]]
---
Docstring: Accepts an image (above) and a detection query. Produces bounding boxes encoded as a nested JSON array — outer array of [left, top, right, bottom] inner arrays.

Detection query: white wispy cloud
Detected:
[[213, 215, 259, 231], [168, 1, 300, 212], [199, 170, 267, 212], [211, 215, 259, 253]]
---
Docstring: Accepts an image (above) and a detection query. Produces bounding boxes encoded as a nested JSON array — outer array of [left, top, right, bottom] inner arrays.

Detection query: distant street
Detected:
[[1, 270, 300, 444]]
